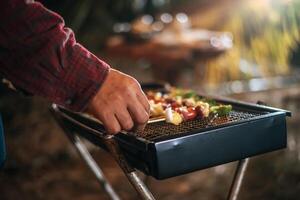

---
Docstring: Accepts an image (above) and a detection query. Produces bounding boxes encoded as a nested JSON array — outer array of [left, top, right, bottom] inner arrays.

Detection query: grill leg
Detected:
[[67, 133, 121, 200], [104, 136, 156, 200], [125, 172, 156, 200], [227, 158, 249, 200]]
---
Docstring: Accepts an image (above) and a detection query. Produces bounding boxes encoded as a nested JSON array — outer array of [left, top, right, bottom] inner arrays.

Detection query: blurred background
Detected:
[[1, 0, 300, 199]]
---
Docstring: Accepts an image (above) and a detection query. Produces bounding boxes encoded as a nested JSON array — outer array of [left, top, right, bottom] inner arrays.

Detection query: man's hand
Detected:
[[86, 69, 150, 134]]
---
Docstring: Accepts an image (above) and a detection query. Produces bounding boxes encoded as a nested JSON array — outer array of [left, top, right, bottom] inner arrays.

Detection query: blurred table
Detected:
[[105, 33, 230, 85]]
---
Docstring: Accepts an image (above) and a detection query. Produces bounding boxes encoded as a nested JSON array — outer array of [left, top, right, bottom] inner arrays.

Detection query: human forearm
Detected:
[[0, 0, 109, 111]]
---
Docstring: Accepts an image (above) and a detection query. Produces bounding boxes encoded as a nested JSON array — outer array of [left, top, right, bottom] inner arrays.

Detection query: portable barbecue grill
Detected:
[[51, 84, 290, 200]]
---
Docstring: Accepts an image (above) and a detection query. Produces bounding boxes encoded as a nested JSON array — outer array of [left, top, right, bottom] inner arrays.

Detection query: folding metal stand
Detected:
[[51, 105, 249, 200], [66, 133, 155, 200]]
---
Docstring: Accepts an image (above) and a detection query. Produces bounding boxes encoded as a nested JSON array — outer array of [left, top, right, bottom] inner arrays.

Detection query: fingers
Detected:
[[136, 91, 150, 114], [100, 113, 121, 134], [132, 123, 147, 133], [133, 80, 150, 114], [128, 99, 149, 126], [115, 107, 134, 131], [86, 69, 150, 134]]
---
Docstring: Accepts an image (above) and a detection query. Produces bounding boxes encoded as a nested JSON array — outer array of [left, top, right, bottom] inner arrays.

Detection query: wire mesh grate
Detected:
[[132, 109, 264, 141]]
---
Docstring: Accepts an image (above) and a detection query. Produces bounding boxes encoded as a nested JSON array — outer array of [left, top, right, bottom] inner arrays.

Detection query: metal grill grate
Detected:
[[132, 109, 264, 141]]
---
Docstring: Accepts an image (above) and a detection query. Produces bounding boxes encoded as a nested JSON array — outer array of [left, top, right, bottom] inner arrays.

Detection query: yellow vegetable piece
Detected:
[[150, 103, 164, 117], [196, 101, 210, 117], [171, 111, 183, 125]]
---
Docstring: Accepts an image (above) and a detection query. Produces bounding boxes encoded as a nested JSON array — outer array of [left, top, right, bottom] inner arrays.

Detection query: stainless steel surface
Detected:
[[227, 158, 250, 200], [67, 133, 120, 200]]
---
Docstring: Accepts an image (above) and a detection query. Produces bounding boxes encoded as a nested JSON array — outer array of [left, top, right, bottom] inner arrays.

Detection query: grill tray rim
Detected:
[[134, 109, 269, 143], [134, 100, 289, 142], [54, 97, 290, 144]]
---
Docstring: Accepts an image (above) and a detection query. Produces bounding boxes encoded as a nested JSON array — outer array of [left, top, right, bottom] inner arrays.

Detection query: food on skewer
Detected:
[[147, 88, 232, 125], [210, 105, 232, 116]]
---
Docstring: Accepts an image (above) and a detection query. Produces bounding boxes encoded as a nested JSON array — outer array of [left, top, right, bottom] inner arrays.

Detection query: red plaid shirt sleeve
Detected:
[[0, 0, 110, 111]]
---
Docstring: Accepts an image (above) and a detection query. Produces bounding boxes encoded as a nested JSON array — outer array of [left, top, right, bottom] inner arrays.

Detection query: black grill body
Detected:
[[55, 98, 290, 180]]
